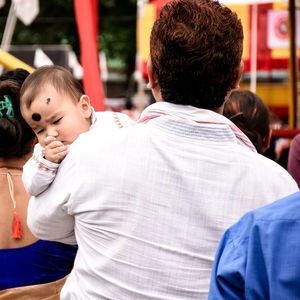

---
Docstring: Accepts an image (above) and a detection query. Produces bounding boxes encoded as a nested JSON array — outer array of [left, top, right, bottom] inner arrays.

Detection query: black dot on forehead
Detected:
[[46, 97, 51, 104], [32, 113, 41, 122]]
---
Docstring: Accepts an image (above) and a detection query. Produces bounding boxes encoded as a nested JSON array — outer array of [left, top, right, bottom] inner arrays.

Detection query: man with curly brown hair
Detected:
[[27, 1, 297, 299]]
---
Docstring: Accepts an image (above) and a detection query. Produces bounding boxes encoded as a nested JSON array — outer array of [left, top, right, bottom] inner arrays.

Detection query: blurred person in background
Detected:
[[288, 133, 300, 187], [223, 90, 271, 154]]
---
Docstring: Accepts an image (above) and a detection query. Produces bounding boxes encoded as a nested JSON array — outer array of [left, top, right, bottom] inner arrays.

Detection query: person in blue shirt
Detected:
[[209, 191, 300, 300]]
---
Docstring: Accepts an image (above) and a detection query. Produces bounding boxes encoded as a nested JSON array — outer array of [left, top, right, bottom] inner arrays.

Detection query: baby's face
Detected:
[[21, 84, 92, 148]]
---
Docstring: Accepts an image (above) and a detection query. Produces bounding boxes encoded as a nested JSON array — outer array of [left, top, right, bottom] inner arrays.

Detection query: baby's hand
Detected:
[[44, 136, 68, 163]]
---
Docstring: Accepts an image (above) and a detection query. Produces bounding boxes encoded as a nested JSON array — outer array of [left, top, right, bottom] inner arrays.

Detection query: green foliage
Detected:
[[0, 0, 137, 77], [99, 0, 137, 77]]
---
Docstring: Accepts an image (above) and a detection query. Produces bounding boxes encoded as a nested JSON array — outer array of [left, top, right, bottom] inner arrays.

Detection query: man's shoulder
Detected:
[[253, 152, 286, 171], [94, 111, 135, 128], [250, 152, 297, 184], [252, 191, 300, 222], [71, 121, 144, 154], [228, 191, 300, 243]]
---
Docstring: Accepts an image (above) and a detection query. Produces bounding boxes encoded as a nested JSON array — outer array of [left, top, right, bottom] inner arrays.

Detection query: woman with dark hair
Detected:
[[0, 69, 77, 298], [223, 90, 271, 154], [0, 69, 35, 159]]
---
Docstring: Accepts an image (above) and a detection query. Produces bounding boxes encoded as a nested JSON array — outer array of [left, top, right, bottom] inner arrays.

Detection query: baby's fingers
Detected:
[[44, 135, 56, 146], [45, 145, 69, 163], [57, 149, 69, 161], [46, 140, 65, 150]]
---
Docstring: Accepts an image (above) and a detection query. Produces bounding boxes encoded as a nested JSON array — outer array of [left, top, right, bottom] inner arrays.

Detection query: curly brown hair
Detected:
[[150, 0, 243, 109]]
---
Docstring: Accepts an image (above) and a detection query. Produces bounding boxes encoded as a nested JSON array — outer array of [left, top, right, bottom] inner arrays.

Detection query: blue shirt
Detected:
[[209, 191, 300, 300]]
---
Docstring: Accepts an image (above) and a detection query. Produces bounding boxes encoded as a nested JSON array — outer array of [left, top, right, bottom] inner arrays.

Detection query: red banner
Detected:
[[74, 0, 105, 111]]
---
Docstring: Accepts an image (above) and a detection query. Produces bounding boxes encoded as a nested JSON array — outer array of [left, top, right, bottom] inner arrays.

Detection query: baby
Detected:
[[20, 65, 134, 196]]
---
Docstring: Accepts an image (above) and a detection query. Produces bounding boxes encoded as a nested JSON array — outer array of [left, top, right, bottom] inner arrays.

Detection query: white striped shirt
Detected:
[[28, 102, 298, 299]]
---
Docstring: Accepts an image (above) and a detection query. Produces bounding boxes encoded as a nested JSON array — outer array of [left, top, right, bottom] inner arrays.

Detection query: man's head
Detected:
[[20, 65, 92, 147], [149, 0, 244, 110]]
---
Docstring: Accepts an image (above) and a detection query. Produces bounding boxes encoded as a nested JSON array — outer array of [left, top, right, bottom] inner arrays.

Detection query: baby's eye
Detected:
[[53, 117, 63, 124], [37, 129, 44, 134]]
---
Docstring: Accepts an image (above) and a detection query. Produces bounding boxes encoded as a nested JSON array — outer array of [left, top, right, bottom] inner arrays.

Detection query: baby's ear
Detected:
[[79, 95, 92, 117]]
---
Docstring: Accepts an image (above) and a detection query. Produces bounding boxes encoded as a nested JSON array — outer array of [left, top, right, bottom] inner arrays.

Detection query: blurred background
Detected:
[[0, 0, 299, 163], [0, 0, 138, 111]]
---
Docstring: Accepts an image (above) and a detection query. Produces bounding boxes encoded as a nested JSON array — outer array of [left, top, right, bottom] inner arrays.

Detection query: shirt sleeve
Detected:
[[209, 213, 278, 300], [208, 230, 247, 300], [27, 146, 77, 244], [22, 143, 60, 196]]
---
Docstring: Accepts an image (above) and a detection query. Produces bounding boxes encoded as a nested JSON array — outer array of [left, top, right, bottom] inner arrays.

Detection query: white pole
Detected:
[[250, 3, 258, 93], [1, 2, 17, 51], [136, 0, 148, 113], [0, 2, 17, 74]]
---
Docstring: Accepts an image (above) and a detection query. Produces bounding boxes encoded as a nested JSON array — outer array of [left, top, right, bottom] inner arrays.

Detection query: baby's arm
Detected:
[[22, 143, 61, 196]]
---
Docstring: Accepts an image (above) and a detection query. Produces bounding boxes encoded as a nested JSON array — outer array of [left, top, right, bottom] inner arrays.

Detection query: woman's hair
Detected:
[[150, 0, 243, 109], [0, 68, 36, 158], [20, 65, 84, 110], [223, 90, 270, 154]]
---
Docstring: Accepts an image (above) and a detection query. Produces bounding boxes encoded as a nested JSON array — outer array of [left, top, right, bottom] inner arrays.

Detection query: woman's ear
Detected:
[[79, 95, 92, 118]]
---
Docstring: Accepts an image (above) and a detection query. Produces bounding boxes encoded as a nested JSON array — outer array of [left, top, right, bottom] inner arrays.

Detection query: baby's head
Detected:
[[224, 90, 271, 154], [20, 65, 92, 147]]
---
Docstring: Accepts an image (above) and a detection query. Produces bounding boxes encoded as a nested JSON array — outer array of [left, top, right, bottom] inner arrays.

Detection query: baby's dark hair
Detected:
[[0, 69, 36, 158], [20, 65, 84, 109], [1, 68, 29, 85], [224, 90, 270, 154]]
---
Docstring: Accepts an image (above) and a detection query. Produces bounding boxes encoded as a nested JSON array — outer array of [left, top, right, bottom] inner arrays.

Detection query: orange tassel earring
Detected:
[[7, 172, 23, 240], [12, 209, 23, 240]]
